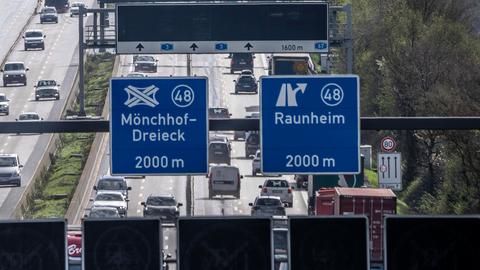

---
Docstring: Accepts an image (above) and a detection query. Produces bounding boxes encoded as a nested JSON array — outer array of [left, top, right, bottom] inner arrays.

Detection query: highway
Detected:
[[78, 53, 309, 268], [0, 1, 92, 217]]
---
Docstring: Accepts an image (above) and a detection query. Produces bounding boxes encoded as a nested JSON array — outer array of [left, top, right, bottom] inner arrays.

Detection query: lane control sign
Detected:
[[260, 75, 360, 174], [110, 77, 208, 175]]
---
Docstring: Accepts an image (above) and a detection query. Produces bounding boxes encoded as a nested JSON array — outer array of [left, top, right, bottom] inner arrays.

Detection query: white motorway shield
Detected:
[[377, 153, 402, 191]]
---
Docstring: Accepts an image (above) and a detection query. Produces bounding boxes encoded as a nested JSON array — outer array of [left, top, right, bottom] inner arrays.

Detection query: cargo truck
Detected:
[[45, 0, 70, 13], [267, 54, 315, 75], [315, 187, 396, 265]]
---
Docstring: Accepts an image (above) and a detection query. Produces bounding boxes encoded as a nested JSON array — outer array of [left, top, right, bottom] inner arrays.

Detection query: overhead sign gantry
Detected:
[[115, 2, 329, 54]]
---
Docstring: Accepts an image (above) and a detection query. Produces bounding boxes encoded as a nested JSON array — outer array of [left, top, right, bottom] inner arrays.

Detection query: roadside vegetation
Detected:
[[24, 52, 115, 218], [346, 0, 480, 214]]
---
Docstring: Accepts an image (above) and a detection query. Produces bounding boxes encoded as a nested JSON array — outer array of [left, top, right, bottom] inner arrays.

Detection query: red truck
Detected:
[[315, 187, 396, 264]]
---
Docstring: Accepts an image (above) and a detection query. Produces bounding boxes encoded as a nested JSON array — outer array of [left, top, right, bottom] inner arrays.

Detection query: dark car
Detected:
[[234, 74, 258, 94], [294, 174, 308, 188], [208, 107, 231, 119], [230, 53, 254, 73], [245, 131, 260, 158], [133, 55, 158, 72], [209, 141, 231, 165], [141, 194, 182, 222]]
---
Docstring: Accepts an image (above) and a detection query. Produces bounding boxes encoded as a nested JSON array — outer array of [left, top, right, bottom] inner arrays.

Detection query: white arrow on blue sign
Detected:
[[260, 75, 360, 174], [110, 77, 208, 175]]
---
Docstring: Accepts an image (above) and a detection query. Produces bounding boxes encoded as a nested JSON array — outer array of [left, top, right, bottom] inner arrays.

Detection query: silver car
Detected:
[[87, 206, 120, 218], [141, 194, 182, 222], [0, 154, 22, 187], [94, 175, 131, 199], [90, 191, 128, 217], [249, 196, 286, 216]]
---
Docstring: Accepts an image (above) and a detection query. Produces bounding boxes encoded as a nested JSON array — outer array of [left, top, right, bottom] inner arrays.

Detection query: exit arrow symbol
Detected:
[[136, 43, 144, 52], [190, 43, 198, 51], [244, 43, 253, 51]]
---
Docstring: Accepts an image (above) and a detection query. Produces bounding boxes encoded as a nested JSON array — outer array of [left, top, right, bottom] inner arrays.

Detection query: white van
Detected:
[[208, 165, 242, 198]]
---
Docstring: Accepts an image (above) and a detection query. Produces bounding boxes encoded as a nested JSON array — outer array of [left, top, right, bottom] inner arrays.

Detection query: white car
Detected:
[[0, 93, 10, 115], [87, 206, 120, 218], [16, 112, 42, 121], [0, 154, 22, 187], [90, 191, 128, 217], [23, 29, 45, 50], [249, 196, 286, 216], [252, 149, 261, 176], [258, 179, 294, 207], [70, 2, 86, 17], [208, 165, 242, 198]]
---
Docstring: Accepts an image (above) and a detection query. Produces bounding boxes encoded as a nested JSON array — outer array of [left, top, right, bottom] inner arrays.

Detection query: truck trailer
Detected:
[[315, 187, 396, 264]]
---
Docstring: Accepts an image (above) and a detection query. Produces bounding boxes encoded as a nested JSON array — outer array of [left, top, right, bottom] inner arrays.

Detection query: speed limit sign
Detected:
[[381, 136, 396, 152]]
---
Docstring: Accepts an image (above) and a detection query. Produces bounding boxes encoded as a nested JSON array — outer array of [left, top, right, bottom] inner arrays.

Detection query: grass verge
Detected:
[[25, 52, 114, 218]]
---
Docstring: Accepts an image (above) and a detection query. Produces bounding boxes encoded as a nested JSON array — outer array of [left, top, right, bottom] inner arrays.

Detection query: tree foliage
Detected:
[[352, 0, 480, 213]]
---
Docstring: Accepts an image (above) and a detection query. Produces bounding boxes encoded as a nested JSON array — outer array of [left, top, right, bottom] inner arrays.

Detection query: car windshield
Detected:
[[37, 80, 56, 87], [233, 53, 252, 60], [4, 63, 24, 71], [90, 209, 118, 218], [210, 143, 228, 151], [97, 179, 126, 190], [0, 157, 17, 167], [43, 8, 56, 13], [95, 193, 123, 201], [238, 76, 255, 84], [136, 56, 154, 62], [256, 198, 281, 207], [266, 180, 289, 188], [25, 31, 43, 38], [72, 3, 84, 7], [19, 114, 40, 120], [146, 197, 176, 206], [0, 95, 6, 102]]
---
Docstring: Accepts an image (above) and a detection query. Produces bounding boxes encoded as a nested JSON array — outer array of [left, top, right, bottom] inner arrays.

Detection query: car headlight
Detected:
[[12, 171, 20, 177], [5, 75, 9, 77], [20, 74, 25, 77], [134, 63, 138, 66]]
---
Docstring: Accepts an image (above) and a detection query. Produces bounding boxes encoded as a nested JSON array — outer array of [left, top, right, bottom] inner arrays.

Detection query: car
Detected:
[[133, 55, 158, 72], [249, 196, 286, 216], [252, 149, 261, 176], [208, 141, 231, 165], [207, 165, 242, 198], [140, 194, 182, 222], [67, 226, 82, 269], [93, 174, 131, 199], [245, 131, 260, 158], [70, 2, 86, 17], [230, 53, 254, 73], [125, 72, 147, 78], [1, 61, 29, 86], [259, 179, 294, 207], [16, 112, 43, 121], [294, 174, 308, 189], [208, 107, 231, 119], [209, 134, 231, 150], [234, 74, 258, 94], [35, 79, 60, 100], [86, 206, 121, 218], [0, 154, 22, 187], [40, 6, 58, 24], [234, 112, 259, 140], [90, 191, 129, 217], [23, 29, 46, 50], [0, 93, 10, 115]]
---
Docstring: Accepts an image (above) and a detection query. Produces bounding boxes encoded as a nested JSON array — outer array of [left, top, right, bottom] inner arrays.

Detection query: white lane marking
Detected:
[[136, 209, 141, 213], [239, 209, 243, 214], [164, 236, 169, 240], [3, 143, 7, 146], [139, 193, 143, 197], [234, 206, 238, 212], [237, 200, 242, 205], [168, 186, 173, 190], [142, 179, 146, 183], [169, 179, 173, 183], [140, 186, 144, 190], [164, 245, 169, 250]]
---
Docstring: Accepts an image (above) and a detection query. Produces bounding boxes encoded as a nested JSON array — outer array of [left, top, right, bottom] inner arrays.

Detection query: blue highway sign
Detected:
[[260, 75, 360, 174], [110, 77, 208, 175]]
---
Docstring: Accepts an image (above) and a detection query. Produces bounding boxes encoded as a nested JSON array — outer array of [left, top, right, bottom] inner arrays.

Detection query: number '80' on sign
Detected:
[[171, 84, 195, 107], [320, 83, 344, 106]]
